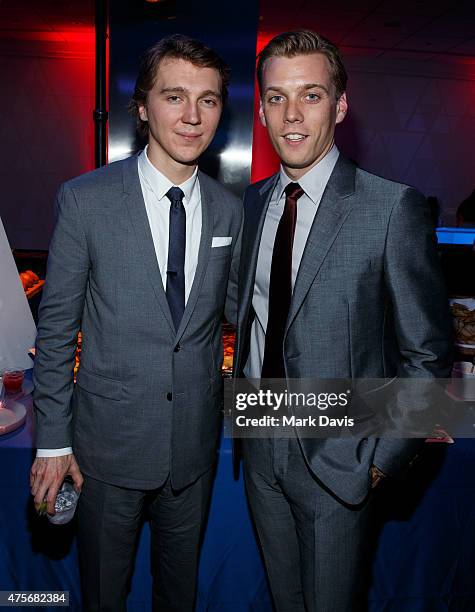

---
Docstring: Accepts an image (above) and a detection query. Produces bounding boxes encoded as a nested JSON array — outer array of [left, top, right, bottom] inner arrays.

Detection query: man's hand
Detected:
[[369, 464, 387, 489], [30, 454, 83, 515]]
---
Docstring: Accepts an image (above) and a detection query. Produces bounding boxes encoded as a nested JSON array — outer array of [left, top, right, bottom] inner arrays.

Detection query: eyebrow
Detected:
[[160, 86, 187, 94], [265, 83, 330, 95], [160, 86, 221, 98], [200, 89, 221, 98]]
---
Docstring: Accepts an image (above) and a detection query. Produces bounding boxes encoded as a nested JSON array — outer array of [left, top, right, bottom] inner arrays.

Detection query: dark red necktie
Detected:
[[261, 182, 304, 379]]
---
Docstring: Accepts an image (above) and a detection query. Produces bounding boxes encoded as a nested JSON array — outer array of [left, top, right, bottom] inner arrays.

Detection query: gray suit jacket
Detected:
[[234, 155, 452, 505], [34, 154, 242, 490]]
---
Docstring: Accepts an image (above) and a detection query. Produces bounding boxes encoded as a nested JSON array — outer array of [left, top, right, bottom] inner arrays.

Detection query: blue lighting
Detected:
[[436, 227, 475, 245], [116, 76, 135, 95]]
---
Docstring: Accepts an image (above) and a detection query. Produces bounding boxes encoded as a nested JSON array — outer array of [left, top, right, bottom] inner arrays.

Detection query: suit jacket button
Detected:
[[174, 344, 181, 353], [166, 392, 172, 401]]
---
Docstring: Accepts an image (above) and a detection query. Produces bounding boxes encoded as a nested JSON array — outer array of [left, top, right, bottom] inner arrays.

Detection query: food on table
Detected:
[[20, 270, 40, 290], [450, 302, 475, 345]]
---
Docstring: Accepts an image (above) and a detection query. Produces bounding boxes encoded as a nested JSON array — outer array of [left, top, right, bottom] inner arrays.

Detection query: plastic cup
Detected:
[[2, 370, 24, 394], [47, 480, 80, 525]]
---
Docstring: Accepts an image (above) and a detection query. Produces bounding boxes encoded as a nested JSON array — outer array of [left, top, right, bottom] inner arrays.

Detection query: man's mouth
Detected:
[[282, 133, 307, 143], [177, 132, 202, 140]]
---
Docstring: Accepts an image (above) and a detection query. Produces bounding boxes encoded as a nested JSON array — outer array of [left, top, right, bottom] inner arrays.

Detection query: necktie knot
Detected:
[[166, 186, 185, 207], [284, 182, 304, 201]]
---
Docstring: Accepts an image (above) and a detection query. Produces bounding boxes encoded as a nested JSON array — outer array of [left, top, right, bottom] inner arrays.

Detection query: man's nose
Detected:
[[284, 100, 303, 123], [182, 101, 201, 125]]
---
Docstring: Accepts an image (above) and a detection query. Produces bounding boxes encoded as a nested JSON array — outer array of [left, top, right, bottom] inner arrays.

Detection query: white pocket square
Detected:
[[212, 236, 232, 247]]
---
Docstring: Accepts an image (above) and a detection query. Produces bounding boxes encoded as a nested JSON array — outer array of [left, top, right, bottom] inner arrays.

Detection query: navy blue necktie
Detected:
[[165, 187, 186, 331], [261, 182, 304, 379]]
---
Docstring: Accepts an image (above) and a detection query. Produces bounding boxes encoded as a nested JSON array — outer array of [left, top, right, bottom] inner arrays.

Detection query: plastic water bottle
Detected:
[[47, 479, 80, 525]]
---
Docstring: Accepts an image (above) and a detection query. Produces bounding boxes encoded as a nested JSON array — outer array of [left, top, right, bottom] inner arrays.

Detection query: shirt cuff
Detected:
[[36, 447, 73, 457]]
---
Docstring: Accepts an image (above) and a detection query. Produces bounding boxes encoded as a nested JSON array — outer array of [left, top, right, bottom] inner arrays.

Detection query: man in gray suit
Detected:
[[233, 30, 452, 611], [30, 35, 241, 611]]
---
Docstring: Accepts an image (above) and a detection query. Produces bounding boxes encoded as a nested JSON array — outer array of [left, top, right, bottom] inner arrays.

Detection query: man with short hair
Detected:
[[30, 34, 241, 611], [234, 30, 451, 611]]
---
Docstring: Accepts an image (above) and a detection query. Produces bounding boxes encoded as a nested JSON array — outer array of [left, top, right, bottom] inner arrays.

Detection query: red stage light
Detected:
[[251, 31, 281, 183]]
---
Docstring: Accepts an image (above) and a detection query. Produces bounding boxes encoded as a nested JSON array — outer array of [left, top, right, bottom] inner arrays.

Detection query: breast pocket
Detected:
[[210, 244, 232, 259], [316, 257, 380, 283]]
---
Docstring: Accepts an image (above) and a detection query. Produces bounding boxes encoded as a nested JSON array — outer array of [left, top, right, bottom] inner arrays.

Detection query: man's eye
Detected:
[[167, 96, 182, 103], [202, 98, 217, 107], [268, 95, 283, 104], [305, 93, 321, 102]]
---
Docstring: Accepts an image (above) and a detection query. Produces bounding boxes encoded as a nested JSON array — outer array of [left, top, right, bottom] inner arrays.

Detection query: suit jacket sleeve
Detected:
[[33, 183, 90, 449], [224, 205, 243, 327], [373, 187, 452, 476]]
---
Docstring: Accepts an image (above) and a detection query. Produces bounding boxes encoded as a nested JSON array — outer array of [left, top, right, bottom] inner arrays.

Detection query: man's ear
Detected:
[[258, 100, 267, 127], [138, 104, 148, 122], [335, 92, 348, 125]]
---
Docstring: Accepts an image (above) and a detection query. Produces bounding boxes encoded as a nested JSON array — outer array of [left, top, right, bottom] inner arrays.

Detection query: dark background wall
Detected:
[[0, 0, 95, 250]]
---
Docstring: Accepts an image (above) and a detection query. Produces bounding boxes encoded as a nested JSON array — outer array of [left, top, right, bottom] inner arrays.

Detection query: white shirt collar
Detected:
[[276, 145, 340, 205], [138, 145, 198, 205]]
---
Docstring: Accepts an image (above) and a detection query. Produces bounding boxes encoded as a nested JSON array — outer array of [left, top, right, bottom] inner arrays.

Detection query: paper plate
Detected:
[[0, 401, 27, 435]]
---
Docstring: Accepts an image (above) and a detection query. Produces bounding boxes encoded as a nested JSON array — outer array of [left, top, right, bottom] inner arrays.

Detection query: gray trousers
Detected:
[[77, 470, 214, 612], [243, 437, 376, 612]]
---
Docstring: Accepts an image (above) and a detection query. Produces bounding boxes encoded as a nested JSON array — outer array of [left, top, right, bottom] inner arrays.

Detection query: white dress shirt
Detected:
[[244, 145, 339, 380], [37, 146, 202, 457], [138, 146, 202, 301]]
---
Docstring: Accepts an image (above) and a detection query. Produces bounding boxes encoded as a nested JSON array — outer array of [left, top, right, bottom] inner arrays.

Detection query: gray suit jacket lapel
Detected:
[[286, 156, 356, 333], [122, 161, 216, 340], [122, 155, 176, 335], [175, 170, 214, 340], [239, 174, 279, 325]]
